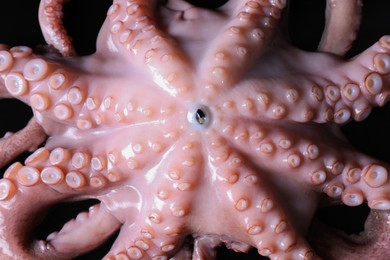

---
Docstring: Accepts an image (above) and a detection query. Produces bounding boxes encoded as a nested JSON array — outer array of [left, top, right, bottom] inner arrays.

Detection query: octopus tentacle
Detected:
[[1, 147, 107, 198], [0, 45, 187, 131], [308, 210, 390, 259], [318, 0, 363, 56], [104, 0, 196, 101], [215, 35, 390, 124], [213, 115, 390, 211], [199, 0, 287, 101], [0, 46, 84, 127], [38, 0, 76, 56], [102, 221, 168, 260], [0, 142, 131, 257], [205, 132, 315, 259], [213, 75, 327, 123], [318, 152, 390, 210], [0, 178, 73, 259], [0, 118, 46, 168], [315, 35, 390, 122], [46, 203, 121, 255], [208, 122, 322, 223], [311, 35, 390, 122], [2, 1, 390, 259], [103, 134, 202, 259], [144, 135, 203, 257]]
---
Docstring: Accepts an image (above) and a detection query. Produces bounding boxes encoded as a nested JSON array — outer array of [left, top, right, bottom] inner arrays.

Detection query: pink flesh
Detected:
[[0, 0, 390, 259], [318, 0, 363, 56]]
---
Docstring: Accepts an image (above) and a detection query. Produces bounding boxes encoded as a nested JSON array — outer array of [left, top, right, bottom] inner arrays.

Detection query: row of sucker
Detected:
[[212, 117, 321, 175], [213, 35, 390, 123], [205, 130, 314, 259], [0, 146, 126, 200], [107, 0, 196, 101], [324, 157, 390, 210], [0, 45, 184, 130], [0, 45, 89, 129], [312, 35, 390, 123], [104, 135, 203, 259], [199, 0, 286, 102], [0, 123, 180, 200], [39, 0, 75, 56], [213, 117, 390, 211], [75, 79, 184, 130]]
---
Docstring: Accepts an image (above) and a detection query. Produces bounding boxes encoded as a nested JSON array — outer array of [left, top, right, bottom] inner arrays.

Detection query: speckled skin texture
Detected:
[[1, 0, 390, 259]]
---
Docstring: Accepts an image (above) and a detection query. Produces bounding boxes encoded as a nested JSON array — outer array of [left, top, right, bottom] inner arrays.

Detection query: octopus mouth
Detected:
[[187, 105, 212, 130]]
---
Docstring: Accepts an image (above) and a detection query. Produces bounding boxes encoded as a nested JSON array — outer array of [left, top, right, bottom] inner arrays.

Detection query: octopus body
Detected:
[[1, 0, 390, 259]]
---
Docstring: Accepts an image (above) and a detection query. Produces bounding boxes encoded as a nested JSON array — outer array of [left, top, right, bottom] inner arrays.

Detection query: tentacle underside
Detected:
[[38, 0, 76, 56], [213, 114, 390, 210], [101, 134, 203, 259], [0, 187, 120, 259], [318, 0, 362, 56], [0, 0, 76, 172], [198, 0, 287, 101], [104, 0, 197, 101], [1, 0, 390, 260], [0, 142, 127, 258], [0, 48, 47, 169], [205, 130, 315, 259], [218, 35, 390, 124], [47, 203, 121, 256]]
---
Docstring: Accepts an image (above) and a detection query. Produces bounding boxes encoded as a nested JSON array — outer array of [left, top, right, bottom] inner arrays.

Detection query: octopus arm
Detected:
[[46, 203, 121, 256], [0, 180, 73, 259], [218, 36, 390, 124], [0, 118, 46, 168], [308, 209, 390, 259], [304, 36, 390, 123], [102, 0, 198, 101], [0, 126, 174, 259], [0, 46, 90, 131], [38, 0, 76, 56], [0, 178, 118, 259], [102, 133, 203, 259], [203, 130, 315, 259], [318, 0, 363, 56], [213, 116, 390, 210], [198, 0, 286, 95]]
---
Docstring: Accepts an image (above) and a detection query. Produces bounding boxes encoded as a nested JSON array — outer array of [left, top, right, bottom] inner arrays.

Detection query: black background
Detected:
[[0, 0, 390, 259]]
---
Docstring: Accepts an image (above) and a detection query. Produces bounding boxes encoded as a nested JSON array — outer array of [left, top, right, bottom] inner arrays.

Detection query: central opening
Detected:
[[187, 105, 212, 130], [195, 108, 207, 125]]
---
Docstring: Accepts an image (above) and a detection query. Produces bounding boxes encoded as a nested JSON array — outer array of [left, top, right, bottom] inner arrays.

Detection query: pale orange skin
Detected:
[[0, 1, 390, 259]]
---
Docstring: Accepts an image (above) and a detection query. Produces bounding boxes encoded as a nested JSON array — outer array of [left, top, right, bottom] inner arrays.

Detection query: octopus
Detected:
[[1, 0, 390, 259]]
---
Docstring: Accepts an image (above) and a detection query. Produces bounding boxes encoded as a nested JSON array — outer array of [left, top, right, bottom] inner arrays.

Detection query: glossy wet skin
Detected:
[[1, 1, 390, 260], [159, 0, 232, 64]]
